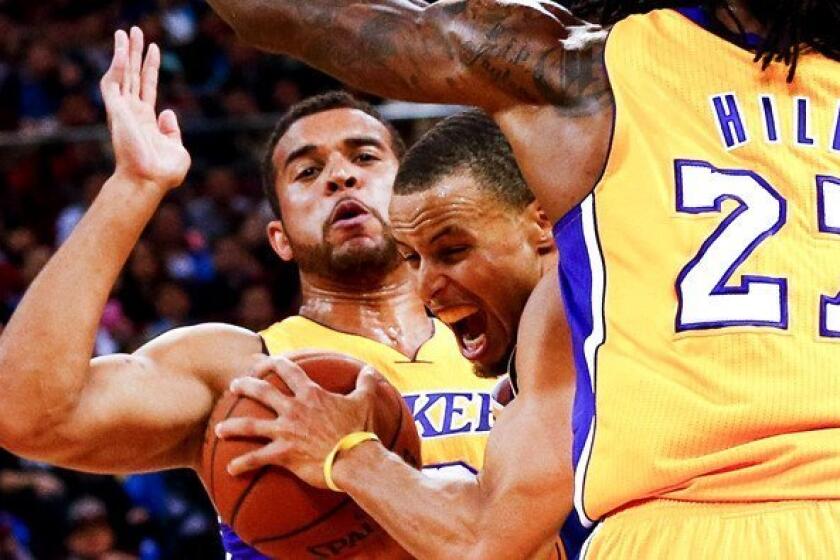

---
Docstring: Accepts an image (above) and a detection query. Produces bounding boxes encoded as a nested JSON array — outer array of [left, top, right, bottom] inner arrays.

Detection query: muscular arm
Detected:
[[330, 271, 575, 559], [207, 0, 609, 113], [0, 29, 263, 474]]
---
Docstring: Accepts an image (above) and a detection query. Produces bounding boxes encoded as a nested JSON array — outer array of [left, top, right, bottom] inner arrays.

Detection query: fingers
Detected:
[[128, 26, 144, 97], [229, 376, 289, 412], [269, 356, 319, 396], [245, 355, 279, 378], [157, 109, 182, 142], [215, 417, 276, 440], [100, 30, 128, 103], [228, 444, 282, 476], [353, 365, 379, 396], [140, 42, 160, 107]]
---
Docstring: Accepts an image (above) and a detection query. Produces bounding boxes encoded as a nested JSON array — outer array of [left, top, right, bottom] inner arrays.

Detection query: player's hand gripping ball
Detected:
[[198, 352, 421, 559]]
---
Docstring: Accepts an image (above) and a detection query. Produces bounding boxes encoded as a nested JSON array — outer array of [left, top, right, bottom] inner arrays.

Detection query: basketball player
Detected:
[[205, 0, 840, 556], [0, 28, 497, 558], [218, 111, 589, 559]]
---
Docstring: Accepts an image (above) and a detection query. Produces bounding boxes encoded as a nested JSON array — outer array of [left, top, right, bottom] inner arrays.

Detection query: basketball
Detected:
[[198, 351, 421, 558]]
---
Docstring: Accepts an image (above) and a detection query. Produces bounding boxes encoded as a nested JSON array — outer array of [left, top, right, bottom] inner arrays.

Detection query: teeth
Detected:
[[437, 305, 479, 325], [462, 333, 486, 354]]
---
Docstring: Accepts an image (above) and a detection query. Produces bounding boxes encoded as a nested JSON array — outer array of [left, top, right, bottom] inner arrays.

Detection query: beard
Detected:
[[290, 208, 401, 286], [471, 356, 510, 379]]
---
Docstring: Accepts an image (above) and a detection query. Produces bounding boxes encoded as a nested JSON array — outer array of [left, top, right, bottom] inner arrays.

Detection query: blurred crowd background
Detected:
[[0, 1, 434, 558]]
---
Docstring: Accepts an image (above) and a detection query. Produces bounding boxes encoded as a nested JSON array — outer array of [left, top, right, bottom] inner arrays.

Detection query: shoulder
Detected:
[[140, 323, 261, 353], [134, 323, 263, 388], [514, 269, 573, 394]]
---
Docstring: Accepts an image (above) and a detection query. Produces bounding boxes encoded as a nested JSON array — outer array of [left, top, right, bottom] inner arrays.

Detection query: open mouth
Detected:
[[437, 304, 488, 361], [329, 198, 371, 228]]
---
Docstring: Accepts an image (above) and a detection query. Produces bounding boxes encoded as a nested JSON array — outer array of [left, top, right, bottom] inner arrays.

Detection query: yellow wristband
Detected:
[[323, 431, 380, 492]]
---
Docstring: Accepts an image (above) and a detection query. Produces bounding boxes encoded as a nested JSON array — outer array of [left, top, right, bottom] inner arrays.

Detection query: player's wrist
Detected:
[[108, 168, 175, 198], [328, 435, 383, 491]]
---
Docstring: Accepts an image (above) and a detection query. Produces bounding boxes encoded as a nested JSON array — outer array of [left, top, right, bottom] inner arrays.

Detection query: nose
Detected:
[[325, 156, 359, 194], [417, 262, 448, 307]]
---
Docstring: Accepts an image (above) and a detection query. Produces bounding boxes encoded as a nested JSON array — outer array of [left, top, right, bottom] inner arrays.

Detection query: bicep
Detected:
[[31, 325, 262, 474], [42, 353, 214, 473]]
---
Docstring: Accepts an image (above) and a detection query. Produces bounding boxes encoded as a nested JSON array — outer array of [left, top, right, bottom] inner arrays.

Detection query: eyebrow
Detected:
[[431, 225, 463, 244], [282, 136, 386, 171], [283, 144, 317, 170], [344, 136, 385, 150]]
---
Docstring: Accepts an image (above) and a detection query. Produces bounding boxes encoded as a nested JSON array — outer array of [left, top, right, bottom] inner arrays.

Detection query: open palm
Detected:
[[101, 28, 190, 190]]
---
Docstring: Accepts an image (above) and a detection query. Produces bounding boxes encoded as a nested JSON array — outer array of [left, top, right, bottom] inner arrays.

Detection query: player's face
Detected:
[[267, 108, 400, 281], [391, 174, 551, 377]]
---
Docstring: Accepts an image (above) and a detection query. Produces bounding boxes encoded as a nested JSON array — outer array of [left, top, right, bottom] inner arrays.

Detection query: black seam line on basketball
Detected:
[[218, 368, 276, 517], [252, 362, 403, 544], [229, 465, 271, 529], [250, 497, 354, 544], [210, 380, 254, 500]]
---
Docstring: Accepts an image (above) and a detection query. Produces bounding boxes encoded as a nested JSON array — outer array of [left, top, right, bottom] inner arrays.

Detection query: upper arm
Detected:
[[19, 324, 263, 474], [473, 383, 573, 558], [471, 269, 575, 558]]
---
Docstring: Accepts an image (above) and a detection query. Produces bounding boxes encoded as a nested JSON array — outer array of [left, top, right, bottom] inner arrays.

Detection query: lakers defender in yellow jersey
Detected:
[[219, 93, 498, 558], [0, 28, 494, 560], [206, 0, 840, 556]]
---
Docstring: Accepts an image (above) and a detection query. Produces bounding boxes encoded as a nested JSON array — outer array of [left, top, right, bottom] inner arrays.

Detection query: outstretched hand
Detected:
[[101, 27, 190, 191], [215, 356, 380, 488]]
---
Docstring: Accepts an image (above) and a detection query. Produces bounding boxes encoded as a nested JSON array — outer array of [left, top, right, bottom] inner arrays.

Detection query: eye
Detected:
[[400, 251, 421, 268], [294, 166, 320, 181], [354, 152, 379, 164], [439, 245, 469, 263]]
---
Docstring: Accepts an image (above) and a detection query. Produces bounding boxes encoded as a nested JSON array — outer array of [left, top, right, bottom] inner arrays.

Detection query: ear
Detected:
[[266, 219, 294, 262], [521, 200, 555, 256]]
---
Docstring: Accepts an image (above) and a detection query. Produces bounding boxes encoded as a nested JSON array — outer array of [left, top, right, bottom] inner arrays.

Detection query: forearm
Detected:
[[208, 0, 438, 100], [0, 174, 164, 432], [332, 442, 488, 559], [207, 0, 606, 110]]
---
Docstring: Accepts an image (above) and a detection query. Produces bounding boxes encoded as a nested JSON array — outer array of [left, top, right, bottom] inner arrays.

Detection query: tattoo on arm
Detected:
[[222, 0, 611, 112]]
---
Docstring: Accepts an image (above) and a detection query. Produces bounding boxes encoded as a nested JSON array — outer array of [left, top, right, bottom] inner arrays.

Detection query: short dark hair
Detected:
[[394, 110, 534, 209], [261, 91, 406, 218]]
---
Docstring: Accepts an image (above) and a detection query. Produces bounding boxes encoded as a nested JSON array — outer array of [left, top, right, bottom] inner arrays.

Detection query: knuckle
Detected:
[[298, 385, 318, 401]]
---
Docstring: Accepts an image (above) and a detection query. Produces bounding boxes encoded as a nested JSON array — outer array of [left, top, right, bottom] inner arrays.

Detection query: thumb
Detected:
[[352, 365, 380, 399], [158, 109, 182, 141]]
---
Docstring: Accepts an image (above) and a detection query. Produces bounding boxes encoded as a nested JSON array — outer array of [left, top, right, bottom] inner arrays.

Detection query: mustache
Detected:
[[321, 198, 391, 235]]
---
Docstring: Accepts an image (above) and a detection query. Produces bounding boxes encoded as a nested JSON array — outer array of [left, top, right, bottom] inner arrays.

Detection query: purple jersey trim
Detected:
[[552, 205, 601, 522], [220, 523, 271, 560]]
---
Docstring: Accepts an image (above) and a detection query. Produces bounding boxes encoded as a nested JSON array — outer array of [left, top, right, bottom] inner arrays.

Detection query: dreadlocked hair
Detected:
[[567, 0, 840, 82]]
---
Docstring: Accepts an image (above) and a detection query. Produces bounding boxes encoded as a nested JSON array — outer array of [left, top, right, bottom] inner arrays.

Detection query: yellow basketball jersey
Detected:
[[260, 316, 496, 477], [554, 8, 840, 525]]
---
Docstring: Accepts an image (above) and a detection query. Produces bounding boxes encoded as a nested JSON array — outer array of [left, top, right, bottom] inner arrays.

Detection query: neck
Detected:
[[298, 265, 433, 358]]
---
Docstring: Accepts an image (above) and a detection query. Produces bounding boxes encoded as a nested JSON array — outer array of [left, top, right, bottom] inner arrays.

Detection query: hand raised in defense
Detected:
[[101, 27, 190, 192]]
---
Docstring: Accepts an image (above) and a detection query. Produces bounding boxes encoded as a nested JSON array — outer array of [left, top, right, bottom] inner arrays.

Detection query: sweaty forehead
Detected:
[[391, 176, 508, 239], [273, 108, 393, 164]]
